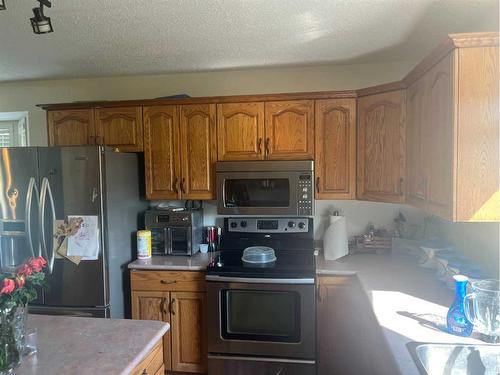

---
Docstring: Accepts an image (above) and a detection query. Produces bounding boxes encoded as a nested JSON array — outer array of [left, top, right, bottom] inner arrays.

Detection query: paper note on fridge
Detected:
[[67, 215, 100, 260]]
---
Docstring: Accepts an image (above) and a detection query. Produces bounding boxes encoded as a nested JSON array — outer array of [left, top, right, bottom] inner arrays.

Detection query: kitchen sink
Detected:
[[406, 342, 500, 375]]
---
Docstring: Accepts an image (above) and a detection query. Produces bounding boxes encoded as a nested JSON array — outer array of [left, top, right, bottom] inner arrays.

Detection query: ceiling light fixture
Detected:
[[0, 0, 6, 10], [30, 0, 53, 34]]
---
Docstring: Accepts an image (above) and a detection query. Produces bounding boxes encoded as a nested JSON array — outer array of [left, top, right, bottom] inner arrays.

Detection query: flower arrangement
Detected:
[[0, 257, 47, 373], [0, 257, 47, 309]]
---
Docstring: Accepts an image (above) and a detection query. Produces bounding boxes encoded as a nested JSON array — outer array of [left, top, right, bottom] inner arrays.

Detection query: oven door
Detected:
[[216, 172, 299, 215], [207, 276, 316, 360]]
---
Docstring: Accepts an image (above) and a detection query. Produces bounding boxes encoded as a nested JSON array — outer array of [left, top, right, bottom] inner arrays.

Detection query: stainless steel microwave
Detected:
[[216, 160, 314, 215]]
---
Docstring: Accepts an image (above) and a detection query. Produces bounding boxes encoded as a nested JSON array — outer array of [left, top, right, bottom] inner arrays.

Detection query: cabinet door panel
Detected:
[[315, 99, 356, 199], [265, 100, 314, 160], [96, 107, 143, 152], [143, 106, 180, 200], [179, 104, 217, 200], [170, 292, 207, 373], [406, 79, 427, 208], [217, 102, 265, 160], [47, 109, 95, 146], [357, 91, 405, 203], [424, 54, 454, 219], [131, 291, 172, 371]]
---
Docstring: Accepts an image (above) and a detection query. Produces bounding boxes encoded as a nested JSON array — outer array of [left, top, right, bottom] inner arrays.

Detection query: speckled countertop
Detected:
[[128, 252, 218, 271], [316, 252, 486, 375], [16, 315, 169, 375]]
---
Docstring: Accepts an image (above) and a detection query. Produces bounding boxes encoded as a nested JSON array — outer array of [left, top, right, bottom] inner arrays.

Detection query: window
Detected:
[[0, 112, 29, 147]]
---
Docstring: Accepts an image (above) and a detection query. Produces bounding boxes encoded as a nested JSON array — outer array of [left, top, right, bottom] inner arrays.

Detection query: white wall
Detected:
[[0, 61, 415, 146]]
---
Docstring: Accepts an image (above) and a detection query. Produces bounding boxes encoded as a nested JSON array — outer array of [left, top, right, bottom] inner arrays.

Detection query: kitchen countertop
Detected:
[[128, 252, 218, 271], [316, 252, 486, 375], [16, 314, 169, 375]]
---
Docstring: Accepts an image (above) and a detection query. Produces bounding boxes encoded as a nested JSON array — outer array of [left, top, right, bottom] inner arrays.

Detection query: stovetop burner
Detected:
[[207, 217, 316, 279], [206, 250, 315, 278]]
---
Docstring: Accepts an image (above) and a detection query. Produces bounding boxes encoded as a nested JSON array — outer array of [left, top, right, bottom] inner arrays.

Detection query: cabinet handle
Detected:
[[89, 135, 96, 145], [257, 138, 262, 154], [316, 177, 320, 194], [180, 178, 186, 194], [141, 369, 148, 375], [399, 178, 404, 196], [173, 177, 178, 194], [162, 299, 168, 315], [170, 298, 176, 315], [317, 285, 322, 303], [265, 138, 270, 156], [160, 279, 177, 285]]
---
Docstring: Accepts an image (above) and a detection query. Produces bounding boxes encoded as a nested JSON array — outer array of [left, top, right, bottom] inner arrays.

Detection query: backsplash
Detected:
[[150, 200, 425, 240]]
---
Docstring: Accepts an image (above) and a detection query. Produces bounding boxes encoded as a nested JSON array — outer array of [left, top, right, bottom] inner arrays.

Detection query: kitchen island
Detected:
[[15, 314, 169, 375]]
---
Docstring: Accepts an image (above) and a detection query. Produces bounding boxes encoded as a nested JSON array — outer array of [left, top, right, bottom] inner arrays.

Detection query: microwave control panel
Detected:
[[297, 173, 313, 215]]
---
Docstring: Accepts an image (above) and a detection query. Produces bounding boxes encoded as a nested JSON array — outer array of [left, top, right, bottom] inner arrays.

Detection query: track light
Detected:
[[0, 0, 6, 11], [30, 0, 53, 34]]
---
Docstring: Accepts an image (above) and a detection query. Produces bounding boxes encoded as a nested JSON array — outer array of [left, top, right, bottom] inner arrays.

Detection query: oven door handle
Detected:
[[205, 275, 315, 284], [207, 354, 316, 365]]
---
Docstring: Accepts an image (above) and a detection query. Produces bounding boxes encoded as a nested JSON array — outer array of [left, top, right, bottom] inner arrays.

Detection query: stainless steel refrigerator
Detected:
[[0, 146, 147, 318]]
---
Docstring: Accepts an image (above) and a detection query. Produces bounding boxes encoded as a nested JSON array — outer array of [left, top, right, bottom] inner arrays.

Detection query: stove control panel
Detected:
[[227, 218, 310, 233]]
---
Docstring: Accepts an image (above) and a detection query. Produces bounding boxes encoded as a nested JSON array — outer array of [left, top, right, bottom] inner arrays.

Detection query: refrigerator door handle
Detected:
[[25, 177, 40, 258], [39, 177, 57, 273]]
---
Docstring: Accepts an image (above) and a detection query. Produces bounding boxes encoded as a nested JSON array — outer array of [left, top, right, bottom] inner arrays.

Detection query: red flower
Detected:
[[29, 257, 47, 272], [17, 263, 33, 277], [15, 275, 25, 289], [0, 278, 15, 295]]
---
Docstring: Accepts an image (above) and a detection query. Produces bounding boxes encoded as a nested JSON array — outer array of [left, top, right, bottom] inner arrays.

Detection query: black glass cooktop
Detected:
[[206, 250, 316, 279]]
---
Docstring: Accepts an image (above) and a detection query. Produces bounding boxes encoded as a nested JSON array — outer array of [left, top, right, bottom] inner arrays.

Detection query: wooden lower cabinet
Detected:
[[316, 276, 399, 375], [131, 271, 207, 374], [132, 339, 164, 375]]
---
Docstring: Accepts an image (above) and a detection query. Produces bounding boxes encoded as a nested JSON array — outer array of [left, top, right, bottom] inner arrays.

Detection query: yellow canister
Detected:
[[137, 230, 152, 259]]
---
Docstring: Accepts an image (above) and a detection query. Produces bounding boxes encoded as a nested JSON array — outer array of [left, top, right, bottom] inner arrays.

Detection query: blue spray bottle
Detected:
[[446, 275, 473, 336]]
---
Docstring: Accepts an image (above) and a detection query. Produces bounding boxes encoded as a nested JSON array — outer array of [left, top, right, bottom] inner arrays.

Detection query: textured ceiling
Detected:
[[0, 0, 497, 82]]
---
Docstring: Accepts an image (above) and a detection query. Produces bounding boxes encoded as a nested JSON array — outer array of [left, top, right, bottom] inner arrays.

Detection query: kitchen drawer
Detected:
[[208, 355, 316, 375], [131, 270, 206, 292], [132, 339, 163, 375]]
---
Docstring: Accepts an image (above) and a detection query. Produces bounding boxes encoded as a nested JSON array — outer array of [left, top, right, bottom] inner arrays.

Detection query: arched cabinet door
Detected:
[[96, 106, 143, 152], [264, 100, 314, 160], [179, 104, 217, 200], [315, 98, 356, 200], [143, 105, 180, 200], [217, 102, 265, 161], [47, 109, 95, 146], [357, 90, 406, 203]]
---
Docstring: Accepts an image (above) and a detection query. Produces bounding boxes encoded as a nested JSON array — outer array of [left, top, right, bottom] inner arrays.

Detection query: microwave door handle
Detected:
[[25, 177, 40, 258], [166, 227, 172, 255]]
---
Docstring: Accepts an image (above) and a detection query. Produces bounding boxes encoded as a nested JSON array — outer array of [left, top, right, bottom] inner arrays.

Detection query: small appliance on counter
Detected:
[[203, 226, 222, 252], [144, 207, 203, 256]]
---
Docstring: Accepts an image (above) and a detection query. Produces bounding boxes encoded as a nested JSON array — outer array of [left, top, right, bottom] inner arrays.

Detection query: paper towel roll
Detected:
[[323, 215, 348, 260]]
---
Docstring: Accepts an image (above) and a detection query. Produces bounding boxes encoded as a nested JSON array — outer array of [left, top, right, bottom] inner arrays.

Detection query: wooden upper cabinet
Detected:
[[143, 106, 180, 200], [406, 78, 427, 207], [47, 109, 95, 146], [96, 106, 143, 152], [264, 100, 314, 160], [357, 90, 406, 203], [170, 292, 207, 373], [423, 54, 454, 219], [217, 102, 265, 160], [315, 99, 356, 199], [179, 104, 217, 200]]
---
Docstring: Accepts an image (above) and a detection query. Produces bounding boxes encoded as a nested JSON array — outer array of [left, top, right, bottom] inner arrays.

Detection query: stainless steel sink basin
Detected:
[[406, 342, 500, 375]]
